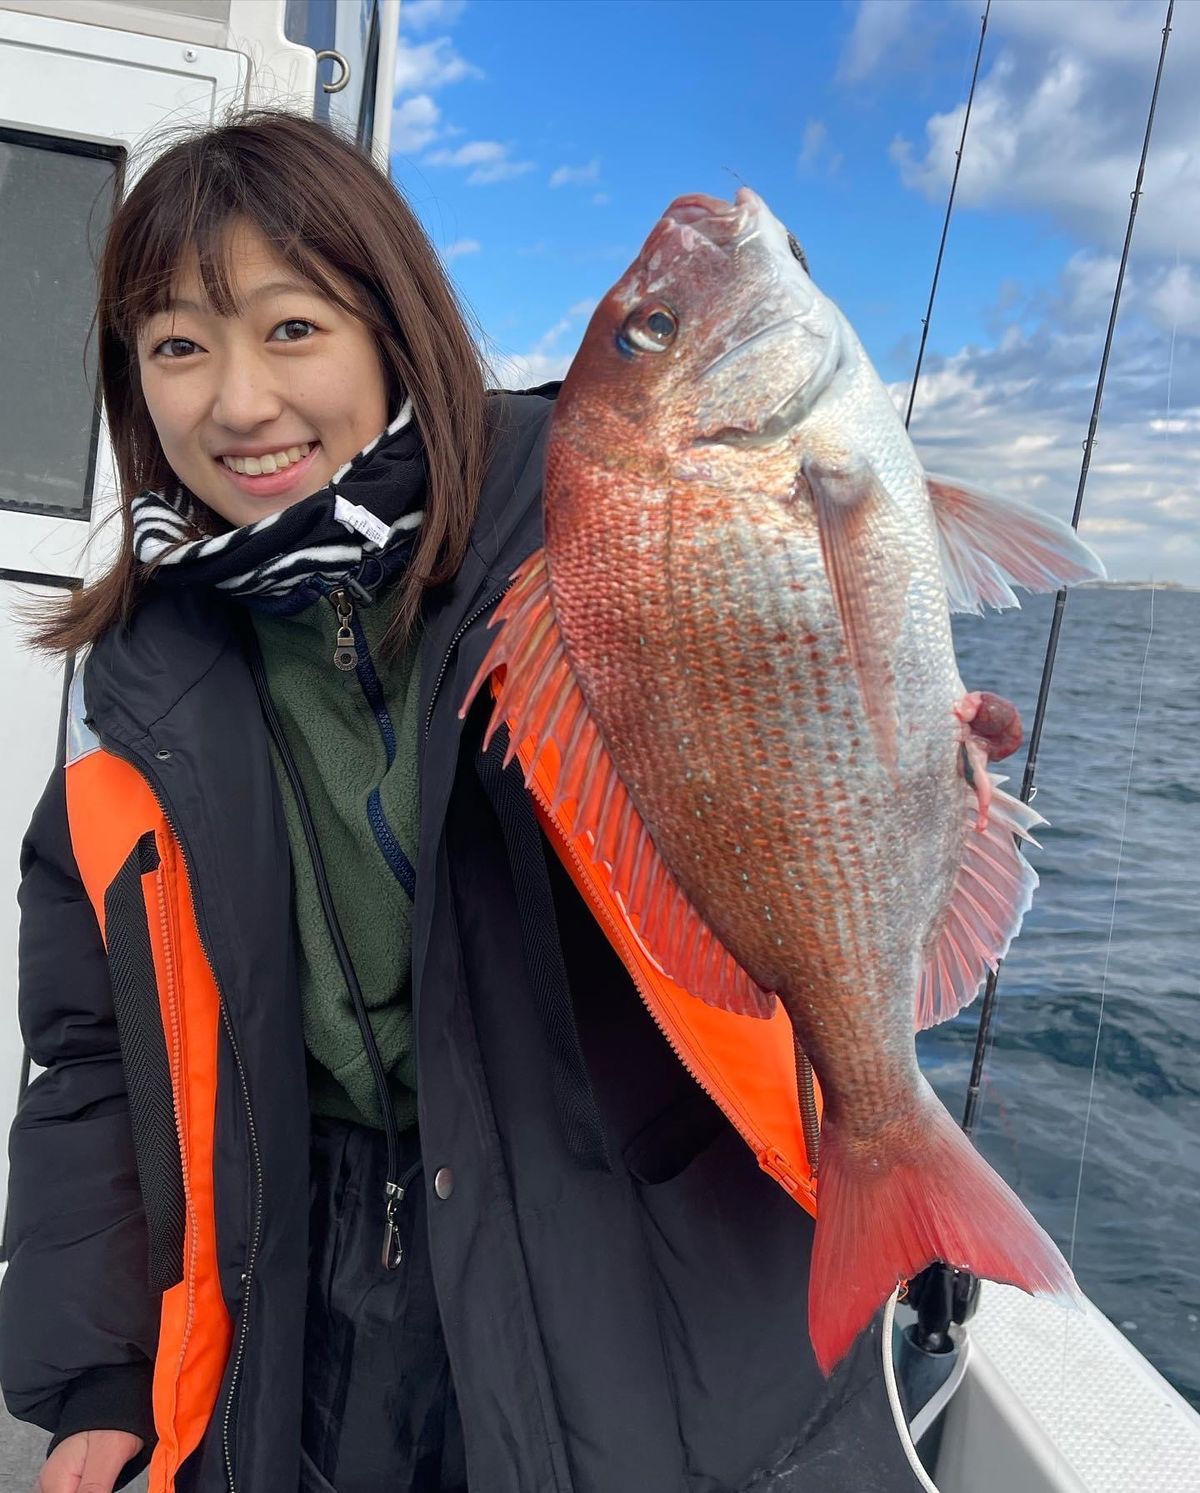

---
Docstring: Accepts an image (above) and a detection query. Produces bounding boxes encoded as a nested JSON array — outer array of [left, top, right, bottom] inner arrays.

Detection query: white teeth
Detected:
[[221, 442, 311, 476]]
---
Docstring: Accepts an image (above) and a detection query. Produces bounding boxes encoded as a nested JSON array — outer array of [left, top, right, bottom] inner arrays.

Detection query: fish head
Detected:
[[555, 187, 848, 480]]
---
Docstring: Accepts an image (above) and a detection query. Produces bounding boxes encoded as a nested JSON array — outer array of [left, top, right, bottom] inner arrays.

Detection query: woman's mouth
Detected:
[[216, 441, 322, 499]]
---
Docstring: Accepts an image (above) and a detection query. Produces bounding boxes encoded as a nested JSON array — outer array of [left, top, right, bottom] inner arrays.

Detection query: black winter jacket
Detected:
[[0, 389, 922, 1492]]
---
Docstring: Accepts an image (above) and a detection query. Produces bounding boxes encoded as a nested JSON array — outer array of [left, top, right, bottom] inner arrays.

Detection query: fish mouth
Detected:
[[662, 191, 757, 248], [663, 192, 740, 226]]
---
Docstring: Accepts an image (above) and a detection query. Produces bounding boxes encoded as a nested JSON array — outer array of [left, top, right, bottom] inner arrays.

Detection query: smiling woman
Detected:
[[33, 108, 488, 655], [0, 105, 933, 1493], [137, 222, 390, 528]]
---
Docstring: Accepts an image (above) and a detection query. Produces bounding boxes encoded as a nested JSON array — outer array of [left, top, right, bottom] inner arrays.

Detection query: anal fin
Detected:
[[460, 548, 776, 1020]]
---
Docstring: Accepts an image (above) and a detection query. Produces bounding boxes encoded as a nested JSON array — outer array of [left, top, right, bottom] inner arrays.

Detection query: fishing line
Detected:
[[1051, 210, 1178, 1469], [1050, 584, 1157, 1479], [903, 0, 1176, 1428], [903, 0, 992, 431], [1068, 587, 1156, 1272], [960, 0, 1175, 1142]]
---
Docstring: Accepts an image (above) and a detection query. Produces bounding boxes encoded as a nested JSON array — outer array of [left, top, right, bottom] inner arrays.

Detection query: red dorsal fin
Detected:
[[914, 772, 1045, 1030], [460, 549, 775, 1020]]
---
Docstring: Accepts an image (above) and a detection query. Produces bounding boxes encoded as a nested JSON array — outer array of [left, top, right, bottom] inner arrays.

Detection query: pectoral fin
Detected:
[[926, 475, 1106, 614], [803, 456, 910, 774]]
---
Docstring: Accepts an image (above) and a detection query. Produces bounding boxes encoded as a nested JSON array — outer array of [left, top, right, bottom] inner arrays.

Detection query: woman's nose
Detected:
[[211, 359, 285, 433]]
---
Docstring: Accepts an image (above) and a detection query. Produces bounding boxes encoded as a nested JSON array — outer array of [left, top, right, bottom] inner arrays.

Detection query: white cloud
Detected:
[[489, 301, 596, 388], [444, 238, 481, 260], [797, 118, 826, 171], [593, 192, 611, 207], [549, 159, 601, 189], [838, 0, 921, 83], [492, 349, 571, 387], [859, 0, 1200, 585], [424, 139, 535, 185], [398, 0, 467, 32], [394, 35, 482, 95], [886, 3, 1200, 259], [797, 117, 841, 176], [391, 94, 440, 153], [889, 258, 1199, 584], [1146, 263, 1200, 338], [389, 12, 540, 191], [984, 0, 1179, 67]]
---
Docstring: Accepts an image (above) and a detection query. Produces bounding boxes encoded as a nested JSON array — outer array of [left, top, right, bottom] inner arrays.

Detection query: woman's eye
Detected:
[[153, 337, 198, 359], [270, 318, 317, 343]]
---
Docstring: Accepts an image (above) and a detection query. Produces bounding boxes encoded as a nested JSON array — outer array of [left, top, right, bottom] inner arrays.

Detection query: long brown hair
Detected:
[[37, 109, 490, 653]]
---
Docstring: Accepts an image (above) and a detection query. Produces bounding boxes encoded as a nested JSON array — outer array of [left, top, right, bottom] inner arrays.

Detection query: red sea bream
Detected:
[[462, 188, 1103, 1373]]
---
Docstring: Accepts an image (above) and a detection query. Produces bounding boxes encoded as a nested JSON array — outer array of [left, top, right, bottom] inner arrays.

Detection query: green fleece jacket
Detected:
[[252, 584, 421, 1131]]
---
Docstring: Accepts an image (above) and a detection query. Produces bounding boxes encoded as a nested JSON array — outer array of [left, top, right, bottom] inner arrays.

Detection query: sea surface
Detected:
[[924, 586, 1200, 1409]]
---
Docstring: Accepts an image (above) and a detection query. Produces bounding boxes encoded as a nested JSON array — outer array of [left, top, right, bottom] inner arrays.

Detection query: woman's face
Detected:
[[137, 221, 390, 528]]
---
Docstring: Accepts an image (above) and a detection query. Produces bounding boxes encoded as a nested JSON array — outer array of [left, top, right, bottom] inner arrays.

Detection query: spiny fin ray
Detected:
[[460, 548, 776, 1020], [914, 773, 1046, 1030], [926, 475, 1105, 615]]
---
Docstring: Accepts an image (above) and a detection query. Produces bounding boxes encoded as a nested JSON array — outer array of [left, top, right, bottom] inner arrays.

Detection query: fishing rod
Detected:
[[904, 0, 991, 432], [961, 0, 1174, 1139], [905, 0, 1176, 1385]]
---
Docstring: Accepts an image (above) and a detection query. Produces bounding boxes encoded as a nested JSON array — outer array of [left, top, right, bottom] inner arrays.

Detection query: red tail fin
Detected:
[[809, 1085, 1080, 1375]]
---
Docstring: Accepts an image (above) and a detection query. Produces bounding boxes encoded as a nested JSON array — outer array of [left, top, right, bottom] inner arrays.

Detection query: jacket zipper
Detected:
[[150, 861, 201, 1477], [245, 637, 406, 1269], [522, 753, 811, 1207], [424, 580, 813, 1202], [423, 582, 513, 742], [90, 731, 264, 1492]]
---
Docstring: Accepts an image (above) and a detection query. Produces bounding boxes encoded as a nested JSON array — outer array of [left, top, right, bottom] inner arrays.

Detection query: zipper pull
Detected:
[[382, 1180, 405, 1270], [330, 588, 358, 672]]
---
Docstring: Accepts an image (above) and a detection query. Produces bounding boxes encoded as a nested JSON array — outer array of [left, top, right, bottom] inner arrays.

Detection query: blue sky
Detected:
[[389, 0, 1198, 584]]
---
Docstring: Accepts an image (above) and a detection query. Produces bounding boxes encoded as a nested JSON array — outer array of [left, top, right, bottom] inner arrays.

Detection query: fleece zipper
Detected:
[[327, 586, 417, 901], [244, 636, 407, 1271]]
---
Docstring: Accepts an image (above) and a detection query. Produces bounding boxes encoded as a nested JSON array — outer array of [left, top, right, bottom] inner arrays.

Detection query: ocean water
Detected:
[[922, 586, 1200, 1409]]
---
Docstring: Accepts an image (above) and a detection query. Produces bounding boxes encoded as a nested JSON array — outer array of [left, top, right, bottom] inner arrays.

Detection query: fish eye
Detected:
[[618, 302, 678, 356], [786, 233, 810, 272]]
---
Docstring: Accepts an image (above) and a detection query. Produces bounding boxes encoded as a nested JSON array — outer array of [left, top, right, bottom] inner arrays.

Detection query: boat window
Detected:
[[0, 130, 121, 521], [284, 0, 381, 144]]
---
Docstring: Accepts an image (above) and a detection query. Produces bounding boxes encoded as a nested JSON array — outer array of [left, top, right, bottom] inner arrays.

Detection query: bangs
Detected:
[[112, 160, 364, 343]]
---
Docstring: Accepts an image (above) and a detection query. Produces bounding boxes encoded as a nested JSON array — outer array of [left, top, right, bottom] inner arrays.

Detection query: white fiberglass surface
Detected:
[[0, 586, 67, 1205]]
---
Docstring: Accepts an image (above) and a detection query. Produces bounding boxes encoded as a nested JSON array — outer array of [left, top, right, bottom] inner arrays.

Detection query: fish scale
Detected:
[[561, 476, 950, 1104]]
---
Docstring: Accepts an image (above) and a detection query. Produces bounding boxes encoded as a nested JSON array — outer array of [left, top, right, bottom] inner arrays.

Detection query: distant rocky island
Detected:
[[1077, 580, 1196, 591]]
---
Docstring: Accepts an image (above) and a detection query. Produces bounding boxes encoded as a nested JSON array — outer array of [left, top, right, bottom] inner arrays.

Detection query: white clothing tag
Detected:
[[334, 496, 391, 549]]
